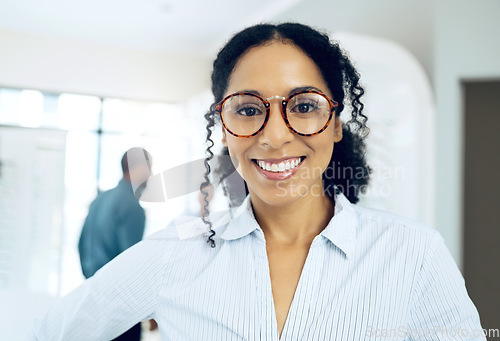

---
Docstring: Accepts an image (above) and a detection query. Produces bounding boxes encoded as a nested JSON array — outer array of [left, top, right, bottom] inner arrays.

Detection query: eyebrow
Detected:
[[236, 86, 325, 98], [287, 86, 323, 96]]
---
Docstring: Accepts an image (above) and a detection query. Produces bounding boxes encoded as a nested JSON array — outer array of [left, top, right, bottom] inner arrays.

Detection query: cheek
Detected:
[[225, 138, 250, 175], [321, 143, 335, 169], [315, 129, 336, 156], [228, 153, 243, 177], [312, 133, 336, 173]]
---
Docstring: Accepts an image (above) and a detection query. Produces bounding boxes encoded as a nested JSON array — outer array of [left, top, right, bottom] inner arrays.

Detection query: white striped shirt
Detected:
[[31, 193, 485, 340]]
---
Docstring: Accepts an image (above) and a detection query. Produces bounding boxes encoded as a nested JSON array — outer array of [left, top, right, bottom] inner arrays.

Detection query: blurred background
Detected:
[[0, 0, 498, 339]]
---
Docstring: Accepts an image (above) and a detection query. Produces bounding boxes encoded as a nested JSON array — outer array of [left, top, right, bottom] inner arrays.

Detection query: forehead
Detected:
[[226, 41, 330, 97]]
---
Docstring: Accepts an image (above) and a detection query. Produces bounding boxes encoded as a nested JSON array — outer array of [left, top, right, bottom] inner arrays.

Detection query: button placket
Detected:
[[252, 232, 279, 341], [279, 237, 322, 340]]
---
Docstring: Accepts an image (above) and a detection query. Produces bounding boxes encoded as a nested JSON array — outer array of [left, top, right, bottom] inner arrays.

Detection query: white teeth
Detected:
[[256, 158, 302, 173]]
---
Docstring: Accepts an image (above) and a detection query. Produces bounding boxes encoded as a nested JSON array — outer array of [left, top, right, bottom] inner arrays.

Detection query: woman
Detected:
[[31, 23, 485, 340]]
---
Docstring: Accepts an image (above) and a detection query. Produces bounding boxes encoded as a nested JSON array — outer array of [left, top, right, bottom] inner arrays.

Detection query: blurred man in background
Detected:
[[78, 147, 152, 341]]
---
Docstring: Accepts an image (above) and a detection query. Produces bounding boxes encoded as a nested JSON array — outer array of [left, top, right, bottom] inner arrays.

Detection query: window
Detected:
[[0, 87, 212, 296]]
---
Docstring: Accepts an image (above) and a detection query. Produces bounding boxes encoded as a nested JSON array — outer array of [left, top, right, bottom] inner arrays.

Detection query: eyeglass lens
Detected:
[[221, 93, 331, 136]]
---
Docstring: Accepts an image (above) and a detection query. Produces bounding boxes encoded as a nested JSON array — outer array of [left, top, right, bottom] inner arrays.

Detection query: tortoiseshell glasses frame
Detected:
[[214, 89, 339, 138]]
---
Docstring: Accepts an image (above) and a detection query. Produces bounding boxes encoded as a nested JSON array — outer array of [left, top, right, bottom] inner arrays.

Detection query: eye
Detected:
[[235, 104, 264, 117], [289, 101, 319, 114], [298, 103, 314, 113]]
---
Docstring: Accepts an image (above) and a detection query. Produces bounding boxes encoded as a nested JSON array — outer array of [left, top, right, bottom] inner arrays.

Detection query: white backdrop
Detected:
[[0, 126, 66, 339], [333, 32, 436, 228]]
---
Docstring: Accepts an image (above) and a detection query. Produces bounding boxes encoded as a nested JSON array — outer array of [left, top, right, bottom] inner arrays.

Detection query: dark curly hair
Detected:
[[200, 23, 371, 248]]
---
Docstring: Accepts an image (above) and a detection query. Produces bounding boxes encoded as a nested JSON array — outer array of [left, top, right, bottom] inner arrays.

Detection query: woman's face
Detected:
[[222, 41, 342, 207]]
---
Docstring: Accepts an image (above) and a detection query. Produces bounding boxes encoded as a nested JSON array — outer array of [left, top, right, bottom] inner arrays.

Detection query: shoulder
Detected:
[[128, 211, 234, 284], [352, 203, 438, 239], [90, 185, 124, 206], [142, 210, 231, 252], [345, 201, 443, 268]]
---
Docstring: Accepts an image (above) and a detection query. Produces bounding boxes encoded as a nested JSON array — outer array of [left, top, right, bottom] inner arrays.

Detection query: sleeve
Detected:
[[77, 216, 88, 271], [116, 202, 146, 253], [408, 230, 486, 341], [30, 230, 172, 341], [78, 200, 97, 278]]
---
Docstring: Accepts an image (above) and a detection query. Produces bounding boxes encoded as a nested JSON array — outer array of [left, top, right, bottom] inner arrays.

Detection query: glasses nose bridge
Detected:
[[260, 95, 294, 142], [265, 95, 286, 102], [263, 95, 287, 115]]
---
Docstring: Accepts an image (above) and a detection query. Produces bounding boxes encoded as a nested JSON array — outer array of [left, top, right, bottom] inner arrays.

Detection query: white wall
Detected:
[[332, 32, 436, 229], [274, 0, 433, 80], [0, 29, 212, 102], [433, 0, 500, 267]]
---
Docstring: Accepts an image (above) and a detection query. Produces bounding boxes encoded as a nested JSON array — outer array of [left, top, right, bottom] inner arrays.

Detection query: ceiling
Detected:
[[0, 0, 304, 56]]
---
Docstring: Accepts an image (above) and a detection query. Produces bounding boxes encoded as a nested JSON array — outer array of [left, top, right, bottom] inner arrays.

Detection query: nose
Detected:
[[258, 101, 294, 148]]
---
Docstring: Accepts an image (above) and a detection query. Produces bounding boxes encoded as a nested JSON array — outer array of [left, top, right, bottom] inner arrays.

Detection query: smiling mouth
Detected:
[[252, 157, 305, 173]]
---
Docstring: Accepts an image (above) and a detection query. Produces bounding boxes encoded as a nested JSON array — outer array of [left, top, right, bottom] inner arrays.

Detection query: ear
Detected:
[[221, 126, 228, 147], [333, 117, 343, 143]]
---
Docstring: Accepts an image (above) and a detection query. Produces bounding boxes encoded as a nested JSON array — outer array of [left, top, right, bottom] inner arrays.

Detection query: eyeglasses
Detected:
[[215, 90, 339, 138]]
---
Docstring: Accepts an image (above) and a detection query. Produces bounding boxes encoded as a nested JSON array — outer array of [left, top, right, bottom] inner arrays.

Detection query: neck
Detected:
[[250, 189, 334, 246]]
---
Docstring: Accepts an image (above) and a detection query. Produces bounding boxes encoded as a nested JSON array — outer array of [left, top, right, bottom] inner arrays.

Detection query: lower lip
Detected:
[[253, 160, 303, 181]]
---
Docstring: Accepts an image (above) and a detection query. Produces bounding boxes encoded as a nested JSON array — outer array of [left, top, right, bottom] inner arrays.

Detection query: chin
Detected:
[[248, 181, 315, 207]]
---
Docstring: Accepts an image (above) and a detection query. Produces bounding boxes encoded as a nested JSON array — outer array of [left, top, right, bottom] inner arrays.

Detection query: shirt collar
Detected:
[[319, 192, 358, 259], [118, 179, 133, 192], [220, 196, 262, 241], [220, 192, 358, 258]]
